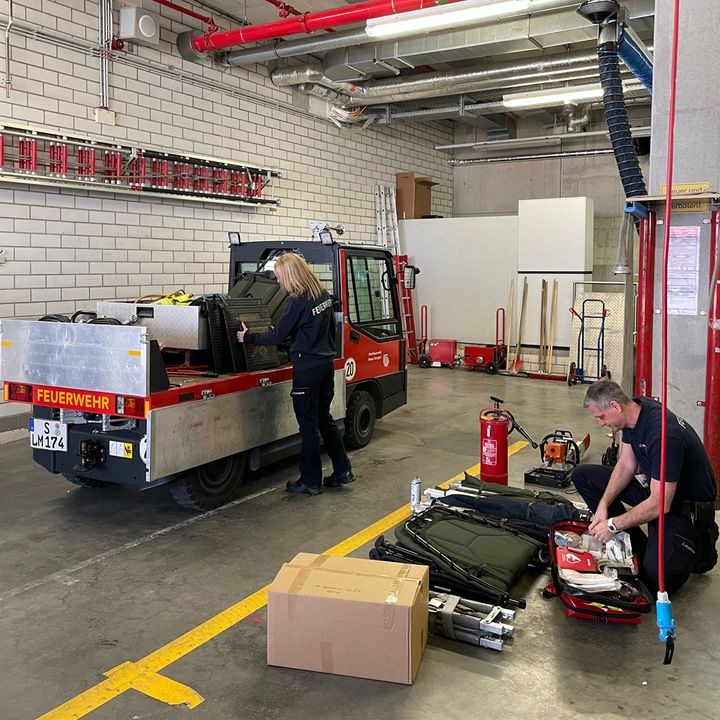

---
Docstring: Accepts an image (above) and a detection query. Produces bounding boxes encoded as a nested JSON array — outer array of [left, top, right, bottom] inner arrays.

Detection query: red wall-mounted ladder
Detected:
[[393, 254, 419, 365], [0, 121, 281, 208]]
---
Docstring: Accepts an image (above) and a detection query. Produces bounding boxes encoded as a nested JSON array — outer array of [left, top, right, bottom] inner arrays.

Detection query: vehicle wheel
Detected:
[[63, 473, 110, 488], [344, 390, 377, 450], [168, 453, 246, 511], [419, 355, 431, 368], [486, 361, 499, 375]]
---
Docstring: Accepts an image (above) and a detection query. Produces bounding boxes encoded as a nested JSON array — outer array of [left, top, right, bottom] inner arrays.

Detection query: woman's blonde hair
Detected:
[[274, 253, 324, 299]]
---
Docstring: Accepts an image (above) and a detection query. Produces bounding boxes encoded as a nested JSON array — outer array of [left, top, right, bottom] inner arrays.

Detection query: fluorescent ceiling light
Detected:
[[365, 0, 532, 40], [502, 81, 645, 109], [502, 84, 604, 109], [473, 136, 562, 151]]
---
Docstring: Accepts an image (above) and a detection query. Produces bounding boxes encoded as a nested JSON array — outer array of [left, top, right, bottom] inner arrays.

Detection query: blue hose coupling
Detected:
[[656, 592, 676, 642], [656, 593, 676, 664]]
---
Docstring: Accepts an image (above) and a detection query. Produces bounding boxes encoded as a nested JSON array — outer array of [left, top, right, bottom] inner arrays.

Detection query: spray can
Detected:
[[410, 476, 422, 512]]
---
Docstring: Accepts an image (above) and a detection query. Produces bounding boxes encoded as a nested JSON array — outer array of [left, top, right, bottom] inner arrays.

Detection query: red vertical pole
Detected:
[[152, 158, 160, 188], [88, 148, 97, 179], [229, 170, 240, 196], [173, 161, 186, 190], [105, 151, 122, 183], [59, 144, 68, 175], [30, 138, 38, 172], [704, 209, 720, 505], [635, 212, 656, 397]]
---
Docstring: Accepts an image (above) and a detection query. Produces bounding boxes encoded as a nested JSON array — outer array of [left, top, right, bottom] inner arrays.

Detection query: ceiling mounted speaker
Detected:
[[118, 6, 160, 45]]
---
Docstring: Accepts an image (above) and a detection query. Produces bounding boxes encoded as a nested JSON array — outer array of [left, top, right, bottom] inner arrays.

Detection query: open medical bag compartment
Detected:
[[543, 520, 653, 624]]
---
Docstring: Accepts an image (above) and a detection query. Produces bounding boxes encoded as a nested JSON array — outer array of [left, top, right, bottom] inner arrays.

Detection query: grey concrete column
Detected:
[[649, 0, 720, 429]]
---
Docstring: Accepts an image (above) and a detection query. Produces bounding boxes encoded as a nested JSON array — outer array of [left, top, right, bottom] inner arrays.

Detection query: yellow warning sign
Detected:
[[660, 182, 712, 194], [660, 182, 712, 212], [124, 443, 133, 459]]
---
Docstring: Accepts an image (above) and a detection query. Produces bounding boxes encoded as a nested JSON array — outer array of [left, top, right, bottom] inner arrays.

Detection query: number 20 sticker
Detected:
[[344, 358, 357, 381]]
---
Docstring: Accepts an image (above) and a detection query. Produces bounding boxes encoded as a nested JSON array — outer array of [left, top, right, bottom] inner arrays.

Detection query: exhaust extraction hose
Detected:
[[598, 41, 647, 198], [618, 29, 653, 93]]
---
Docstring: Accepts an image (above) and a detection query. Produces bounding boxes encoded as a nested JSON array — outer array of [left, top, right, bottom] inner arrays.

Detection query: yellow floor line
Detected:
[[36, 440, 528, 720]]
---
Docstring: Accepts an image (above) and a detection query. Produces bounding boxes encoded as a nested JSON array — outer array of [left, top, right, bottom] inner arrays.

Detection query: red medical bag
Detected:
[[543, 520, 653, 624]]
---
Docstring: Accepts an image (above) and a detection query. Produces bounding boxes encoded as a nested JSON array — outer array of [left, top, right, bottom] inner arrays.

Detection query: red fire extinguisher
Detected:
[[479, 396, 537, 486]]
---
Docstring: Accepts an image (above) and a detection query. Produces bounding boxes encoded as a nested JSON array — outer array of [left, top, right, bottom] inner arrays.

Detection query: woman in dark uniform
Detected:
[[237, 252, 354, 495]]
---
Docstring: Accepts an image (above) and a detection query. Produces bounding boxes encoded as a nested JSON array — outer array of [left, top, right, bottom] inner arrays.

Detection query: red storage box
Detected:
[[463, 344, 495, 369], [429, 340, 456, 366]]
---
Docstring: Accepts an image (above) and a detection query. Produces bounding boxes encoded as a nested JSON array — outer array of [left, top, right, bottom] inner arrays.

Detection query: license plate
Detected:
[[29, 418, 68, 452]]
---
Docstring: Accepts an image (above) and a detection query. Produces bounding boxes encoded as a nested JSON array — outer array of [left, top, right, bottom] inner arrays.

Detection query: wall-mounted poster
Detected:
[[668, 225, 701, 315]]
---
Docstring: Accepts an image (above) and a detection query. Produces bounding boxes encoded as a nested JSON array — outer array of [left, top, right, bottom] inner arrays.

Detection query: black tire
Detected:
[[168, 453, 246, 511], [486, 361, 499, 375], [344, 390, 377, 450], [63, 473, 110, 488], [419, 355, 431, 369]]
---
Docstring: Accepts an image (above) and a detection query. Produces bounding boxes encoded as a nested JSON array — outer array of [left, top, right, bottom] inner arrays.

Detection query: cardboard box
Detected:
[[396, 172, 438, 220], [267, 553, 429, 684]]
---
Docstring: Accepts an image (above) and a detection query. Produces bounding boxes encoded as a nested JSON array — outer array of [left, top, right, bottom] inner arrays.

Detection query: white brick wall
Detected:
[[0, 1, 453, 321]]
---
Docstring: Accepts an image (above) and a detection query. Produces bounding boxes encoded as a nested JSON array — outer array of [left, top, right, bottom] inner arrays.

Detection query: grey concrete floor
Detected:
[[1, 367, 718, 720]]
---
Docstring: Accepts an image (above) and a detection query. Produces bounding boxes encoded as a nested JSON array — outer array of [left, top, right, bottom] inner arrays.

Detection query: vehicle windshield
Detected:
[[237, 253, 334, 294]]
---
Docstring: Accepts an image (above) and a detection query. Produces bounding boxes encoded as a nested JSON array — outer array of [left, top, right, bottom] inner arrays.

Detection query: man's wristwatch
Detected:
[[607, 518, 620, 534]]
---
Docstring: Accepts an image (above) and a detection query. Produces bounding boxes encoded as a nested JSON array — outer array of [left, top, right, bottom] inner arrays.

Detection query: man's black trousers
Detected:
[[571, 464, 698, 594], [291, 362, 351, 489]]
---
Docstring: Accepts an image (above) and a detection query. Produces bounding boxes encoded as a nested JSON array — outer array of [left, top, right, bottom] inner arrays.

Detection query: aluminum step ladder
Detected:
[[375, 184, 419, 364]]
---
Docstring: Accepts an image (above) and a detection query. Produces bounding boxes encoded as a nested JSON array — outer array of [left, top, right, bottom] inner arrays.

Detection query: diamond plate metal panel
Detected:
[[96, 302, 209, 350], [0, 320, 150, 397]]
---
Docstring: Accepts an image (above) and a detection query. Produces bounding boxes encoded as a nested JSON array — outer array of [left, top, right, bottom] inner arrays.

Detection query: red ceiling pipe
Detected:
[[264, 0, 302, 18], [635, 212, 655, 398], [264, 0, 337, 32], [178, 0, 455, 59], [152, 0, 217, 31], [704, 209, 720, 506]]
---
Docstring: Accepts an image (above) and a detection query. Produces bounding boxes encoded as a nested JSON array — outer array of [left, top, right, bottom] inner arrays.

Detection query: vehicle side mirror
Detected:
[[403, 265, 419, 290]]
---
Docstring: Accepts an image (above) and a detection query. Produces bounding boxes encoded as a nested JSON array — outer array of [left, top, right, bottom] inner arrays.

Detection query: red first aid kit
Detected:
[[543, 520, 653, 624]]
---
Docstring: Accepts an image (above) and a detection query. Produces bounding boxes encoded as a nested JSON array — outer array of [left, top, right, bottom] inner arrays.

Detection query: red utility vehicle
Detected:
[[1, 233, 409, 510]]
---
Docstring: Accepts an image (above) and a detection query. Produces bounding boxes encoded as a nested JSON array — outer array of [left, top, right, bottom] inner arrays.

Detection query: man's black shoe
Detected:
[[323, 471, 356, 488], [286, 480, 322, 496]]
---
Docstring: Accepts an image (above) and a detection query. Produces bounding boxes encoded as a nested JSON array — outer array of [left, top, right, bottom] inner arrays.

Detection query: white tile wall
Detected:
[[0, 1, 453, 323]]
